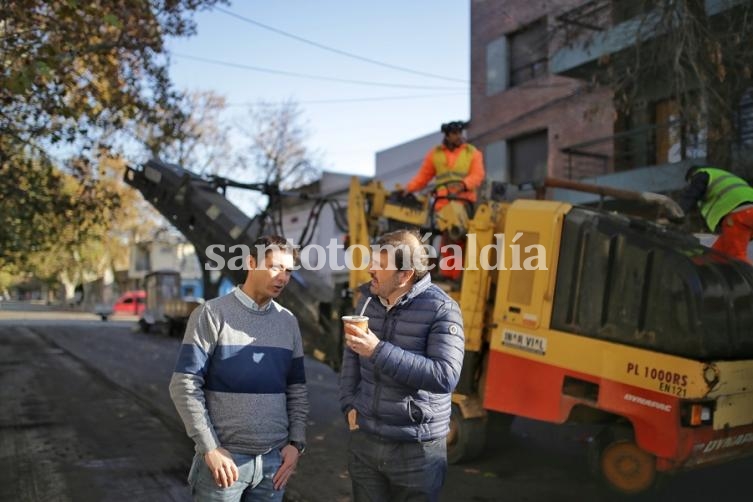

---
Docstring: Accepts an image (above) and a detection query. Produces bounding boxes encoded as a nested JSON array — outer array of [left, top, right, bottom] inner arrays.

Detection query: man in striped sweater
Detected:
[[169, 235, 308, 501]]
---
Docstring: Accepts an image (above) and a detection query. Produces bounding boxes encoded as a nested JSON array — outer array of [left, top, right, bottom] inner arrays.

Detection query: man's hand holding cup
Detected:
[[342, 315, 379, 358]]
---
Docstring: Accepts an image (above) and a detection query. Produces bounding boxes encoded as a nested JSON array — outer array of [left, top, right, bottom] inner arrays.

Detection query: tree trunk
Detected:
[[58, 270, 78, 305]]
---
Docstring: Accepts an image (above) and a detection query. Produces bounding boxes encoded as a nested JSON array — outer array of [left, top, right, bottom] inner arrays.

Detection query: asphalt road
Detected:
[[1, 304, 752, 501]]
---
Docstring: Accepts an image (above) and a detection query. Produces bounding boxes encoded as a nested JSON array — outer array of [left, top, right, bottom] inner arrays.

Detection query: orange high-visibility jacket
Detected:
[[405, 143, 485, 208]]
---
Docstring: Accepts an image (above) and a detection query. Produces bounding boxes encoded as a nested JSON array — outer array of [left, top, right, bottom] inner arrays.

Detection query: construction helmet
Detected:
[[441, 121, 468, 134]]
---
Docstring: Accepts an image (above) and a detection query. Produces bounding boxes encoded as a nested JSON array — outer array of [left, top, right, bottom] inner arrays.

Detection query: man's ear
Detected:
[[399, 269, 415, 286], [248, 254, 257, 270]]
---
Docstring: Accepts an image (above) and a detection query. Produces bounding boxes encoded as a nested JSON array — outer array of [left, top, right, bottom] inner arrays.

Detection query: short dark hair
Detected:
[[375, 229, 430, 280], [251, 235, 299, 265], [685, 164, 709, 181]]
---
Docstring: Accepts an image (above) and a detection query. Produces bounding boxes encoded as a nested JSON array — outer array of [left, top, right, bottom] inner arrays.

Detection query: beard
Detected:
[[369, 273, 402, 299], [443, 138, 464, 151]]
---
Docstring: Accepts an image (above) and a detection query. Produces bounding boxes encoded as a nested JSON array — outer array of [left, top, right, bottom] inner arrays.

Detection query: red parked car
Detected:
[[112, 290, 146, 316]]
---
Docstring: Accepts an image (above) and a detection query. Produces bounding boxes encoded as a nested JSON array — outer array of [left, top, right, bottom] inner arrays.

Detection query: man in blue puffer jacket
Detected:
[[339, 229, 465, 502]]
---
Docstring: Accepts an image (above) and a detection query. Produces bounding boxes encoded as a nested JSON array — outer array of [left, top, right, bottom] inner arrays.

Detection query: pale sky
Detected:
[[166, 0, 470, 178]]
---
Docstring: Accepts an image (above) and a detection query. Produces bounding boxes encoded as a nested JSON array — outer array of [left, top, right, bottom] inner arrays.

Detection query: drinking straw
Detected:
[[359, 296, 372, 316]]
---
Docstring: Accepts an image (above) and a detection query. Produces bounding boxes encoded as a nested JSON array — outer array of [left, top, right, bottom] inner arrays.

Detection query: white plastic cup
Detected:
[[341, 315, 369, 331]]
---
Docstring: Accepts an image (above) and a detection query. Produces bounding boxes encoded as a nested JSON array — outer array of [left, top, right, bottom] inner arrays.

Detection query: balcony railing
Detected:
[[560, 121, 707, 180]]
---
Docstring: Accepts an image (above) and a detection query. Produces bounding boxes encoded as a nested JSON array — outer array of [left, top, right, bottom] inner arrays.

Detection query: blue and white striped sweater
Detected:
[[169, 288, 308, 455]]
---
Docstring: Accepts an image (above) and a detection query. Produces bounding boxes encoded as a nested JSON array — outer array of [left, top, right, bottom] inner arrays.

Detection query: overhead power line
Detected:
[[171, 52, 467, 90], [214, 6, 469, 84], [226, 93, 467, 106]]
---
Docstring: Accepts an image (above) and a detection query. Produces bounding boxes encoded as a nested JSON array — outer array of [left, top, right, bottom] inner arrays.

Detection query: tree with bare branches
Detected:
[[238, 100, 322, 190], [562, 0, 753, 171], [142, 90, 234, 175]]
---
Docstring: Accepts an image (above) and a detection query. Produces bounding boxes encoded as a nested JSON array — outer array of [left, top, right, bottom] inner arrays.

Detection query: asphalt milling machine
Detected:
[[127, 159, 753, 496], [347, 176, 753, 495]]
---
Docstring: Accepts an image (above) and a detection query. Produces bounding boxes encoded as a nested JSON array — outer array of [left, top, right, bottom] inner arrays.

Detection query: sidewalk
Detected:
[[0, 301, 138, 322]]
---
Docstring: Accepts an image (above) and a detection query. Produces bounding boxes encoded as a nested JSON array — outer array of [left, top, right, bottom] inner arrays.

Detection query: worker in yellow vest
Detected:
[[405, 121, 485, 211], [678, 165, 753, 262], [404, 121, 485, 280]]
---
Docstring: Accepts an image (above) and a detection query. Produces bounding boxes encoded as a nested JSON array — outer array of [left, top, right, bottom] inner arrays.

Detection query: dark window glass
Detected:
[[509, 19, 549, 86], [509, 130, 549, 184]]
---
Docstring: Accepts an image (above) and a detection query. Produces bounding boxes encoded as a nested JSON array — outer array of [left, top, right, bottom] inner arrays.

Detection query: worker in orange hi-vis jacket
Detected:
[[405, 121, 485, 280], [405, 120, 485, 211]]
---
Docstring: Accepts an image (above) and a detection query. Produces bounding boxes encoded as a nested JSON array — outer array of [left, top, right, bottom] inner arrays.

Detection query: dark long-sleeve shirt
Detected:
[[677, 171, 710, 214]]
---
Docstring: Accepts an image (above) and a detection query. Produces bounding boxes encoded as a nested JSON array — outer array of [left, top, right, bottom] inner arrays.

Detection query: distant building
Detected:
[[129, 228, 203, 298], [470, 1, 617, 187], [468, 0, 712, 209]]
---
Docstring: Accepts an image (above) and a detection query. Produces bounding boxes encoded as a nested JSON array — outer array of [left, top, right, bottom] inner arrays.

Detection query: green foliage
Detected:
[[1, 0, 226, 148], [0, 143, 144, 282], [0, 149, 78, 269], [586, 0, 753, 166], [0, 0, 224, 289]]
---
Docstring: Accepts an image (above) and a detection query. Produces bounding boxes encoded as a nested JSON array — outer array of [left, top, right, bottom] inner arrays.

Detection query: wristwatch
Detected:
[[290, 440, 306, 455]]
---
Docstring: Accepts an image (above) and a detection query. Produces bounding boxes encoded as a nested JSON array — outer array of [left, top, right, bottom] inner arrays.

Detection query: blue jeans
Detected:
[[187, 449, 283, 502], [348, 430, 447, 502]]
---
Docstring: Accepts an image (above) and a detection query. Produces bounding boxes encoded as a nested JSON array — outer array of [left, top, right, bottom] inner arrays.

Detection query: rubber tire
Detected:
[[592, 426, 657, 496], [138, 318, 150, 333], [447, 403, 487, 464]]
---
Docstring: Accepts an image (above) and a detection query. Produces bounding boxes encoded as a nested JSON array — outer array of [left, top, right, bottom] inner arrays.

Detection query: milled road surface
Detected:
[[1, 303, 753, 501], [0, 324, 190, 501]]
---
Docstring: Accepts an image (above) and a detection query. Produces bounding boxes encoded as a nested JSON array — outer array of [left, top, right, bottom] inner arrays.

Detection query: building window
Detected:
[[486, 36, 509, 95], [509, 19, 549, 87], [653, 98, 707, 164], [509, 130, 548, 184], [654, 99, 681, 164], [133, 245, 150, 272], [485, 140, 509, 182]]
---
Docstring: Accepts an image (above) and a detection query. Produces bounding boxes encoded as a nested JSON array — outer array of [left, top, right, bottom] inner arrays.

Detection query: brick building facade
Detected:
[[468, 0, 615, 186]]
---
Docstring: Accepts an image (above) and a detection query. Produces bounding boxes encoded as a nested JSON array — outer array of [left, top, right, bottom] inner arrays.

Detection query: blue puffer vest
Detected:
[[339, 274, 465, 442]]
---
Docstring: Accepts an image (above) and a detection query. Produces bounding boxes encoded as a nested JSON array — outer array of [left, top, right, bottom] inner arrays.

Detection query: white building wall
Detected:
[[128, 235, 201, 282], [150, 241, 178, 271], [375, 132, 442, 189], [177, 243, 202, 280], [279, 172, 352, 286]]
